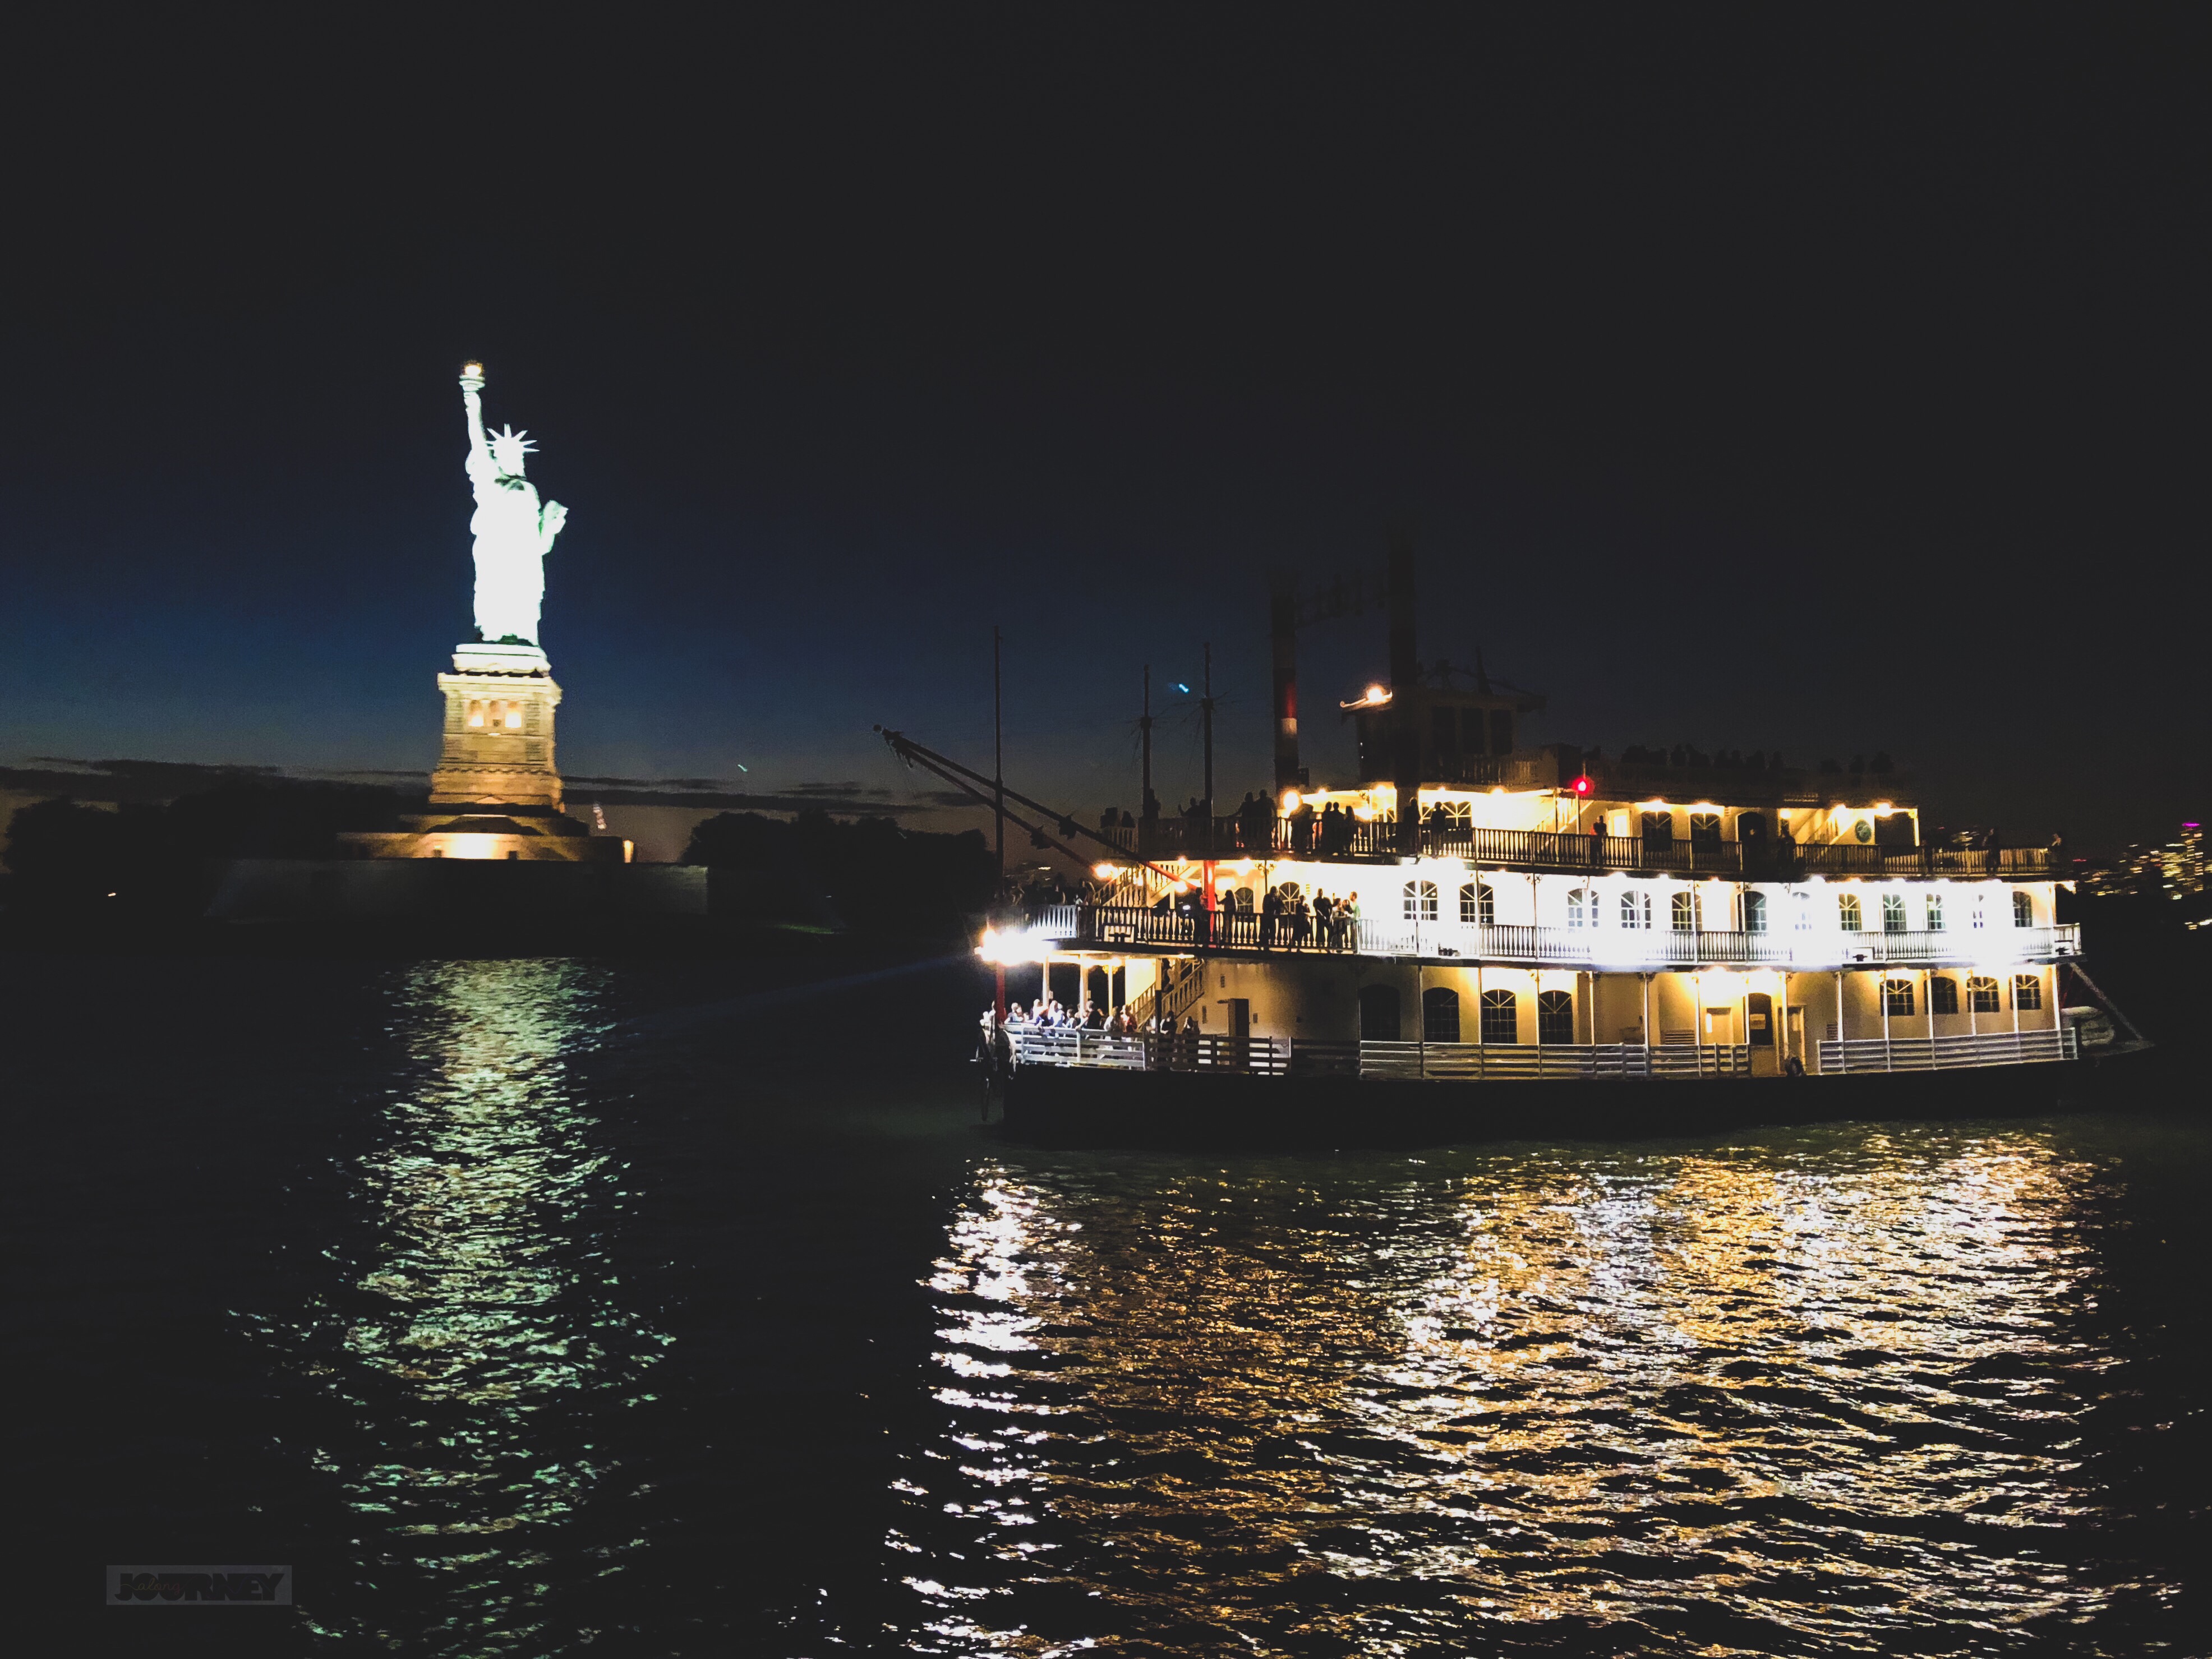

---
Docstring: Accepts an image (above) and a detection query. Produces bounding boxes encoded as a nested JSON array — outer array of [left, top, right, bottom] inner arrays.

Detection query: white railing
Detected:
[[1004, 1029, 1750, 1080], [1054, 905, 2080, 970], [1004, 1022, 2083, 1080], [1817, 1027, 2077, 1073], [1357, 1042, 1751, 1079], [1007, 1026, 1150, 1069]]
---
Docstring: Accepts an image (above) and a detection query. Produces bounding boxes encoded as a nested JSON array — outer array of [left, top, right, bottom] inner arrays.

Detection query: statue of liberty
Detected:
[[458, 363, 568, 646]]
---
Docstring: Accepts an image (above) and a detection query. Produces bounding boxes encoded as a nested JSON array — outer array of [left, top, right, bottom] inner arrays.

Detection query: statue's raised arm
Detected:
[[459, 362, 496, 485]]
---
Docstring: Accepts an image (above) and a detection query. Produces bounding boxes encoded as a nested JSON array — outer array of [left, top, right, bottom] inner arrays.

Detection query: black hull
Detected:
[[997, 1053, 2146, 1150]]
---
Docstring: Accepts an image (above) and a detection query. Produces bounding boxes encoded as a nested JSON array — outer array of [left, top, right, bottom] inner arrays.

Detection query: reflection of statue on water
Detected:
[[459, 363, 568, 646]]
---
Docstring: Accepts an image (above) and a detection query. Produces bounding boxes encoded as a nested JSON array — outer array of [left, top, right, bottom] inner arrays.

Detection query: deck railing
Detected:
[[1817, 1028, 2077, 1072], [1003, 1027, 1753, 1079], [1051, 904, 2079, 968], [1004, 1023, 2080, 1080], [1095, 818, 2050, 878]]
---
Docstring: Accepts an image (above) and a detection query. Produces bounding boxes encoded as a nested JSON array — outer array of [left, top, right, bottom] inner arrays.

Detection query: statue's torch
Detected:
[[459, 361, 485, 391]]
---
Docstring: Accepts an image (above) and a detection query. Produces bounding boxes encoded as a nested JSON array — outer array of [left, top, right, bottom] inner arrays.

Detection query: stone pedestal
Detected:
[[427, 643, 565, 813], [338, 644, 629, 863]]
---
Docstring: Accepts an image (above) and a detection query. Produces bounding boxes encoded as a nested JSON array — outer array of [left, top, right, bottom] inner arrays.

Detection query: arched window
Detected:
[[1402, 880, 1439, 922], [1929, 975, 1959, 1015], [1620, 890, 1651, 930], [1882, 893, 1907, 934], [1743, 891, 1767, 934], [1480, 988, 1519, 1043], [1358, 983, 1401, 1040], [1537, 989, 1574, 1044], [1670, 891, 1697, 933], [1838, 892, 1863, 932], [506, 704, 524, 730], [1566, 888, 1595, 929], [1460, 881, 1493, 926], [1970, 897, 1987, 930], [2012, 891, 2034, 928], [1924, 893, 1945, 932], [1422, 987, 1460, 1042], [1968, 975, 2001, 1012], [2012, 974, 2043, 1011], [1883, 978, 1915, 1016], [1792, 892, 1812, 931], [467, 700, 487, 729]]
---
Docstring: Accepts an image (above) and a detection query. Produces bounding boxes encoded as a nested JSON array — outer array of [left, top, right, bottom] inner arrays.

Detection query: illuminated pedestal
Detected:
[[339, 644, 629, 863]]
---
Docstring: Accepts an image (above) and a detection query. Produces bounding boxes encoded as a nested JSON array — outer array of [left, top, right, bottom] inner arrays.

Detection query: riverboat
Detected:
[[903, 551, 2139, 1145]]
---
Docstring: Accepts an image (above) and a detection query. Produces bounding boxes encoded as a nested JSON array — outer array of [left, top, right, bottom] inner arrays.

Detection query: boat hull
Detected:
[[996, 1054, 2141, 1150]]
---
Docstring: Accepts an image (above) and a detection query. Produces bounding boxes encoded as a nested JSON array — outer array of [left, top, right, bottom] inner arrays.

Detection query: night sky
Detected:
[[2, 12, 2202, 854]]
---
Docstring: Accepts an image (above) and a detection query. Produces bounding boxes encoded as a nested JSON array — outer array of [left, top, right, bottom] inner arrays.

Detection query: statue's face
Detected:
[[490, 436, 530, 476]]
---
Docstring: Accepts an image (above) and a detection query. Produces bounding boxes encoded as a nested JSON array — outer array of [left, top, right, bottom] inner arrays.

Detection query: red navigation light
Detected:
[[1573, 775, 1593, 797]]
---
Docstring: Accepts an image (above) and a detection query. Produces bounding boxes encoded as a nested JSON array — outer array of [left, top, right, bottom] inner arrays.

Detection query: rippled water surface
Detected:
[[6, 953, 2205, 1656]]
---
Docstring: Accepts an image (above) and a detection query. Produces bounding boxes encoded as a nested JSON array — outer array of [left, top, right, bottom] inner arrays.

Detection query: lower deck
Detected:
[[1010, 952, 2070, 1079]]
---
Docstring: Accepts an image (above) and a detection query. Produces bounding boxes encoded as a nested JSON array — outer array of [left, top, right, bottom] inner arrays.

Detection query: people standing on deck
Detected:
[[1285, 884, 1311, 947], [1261, 884, 1282, 948]]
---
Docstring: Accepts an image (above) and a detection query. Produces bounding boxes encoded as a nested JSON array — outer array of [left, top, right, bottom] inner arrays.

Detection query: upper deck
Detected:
[[1105, 813, 2049, 881]]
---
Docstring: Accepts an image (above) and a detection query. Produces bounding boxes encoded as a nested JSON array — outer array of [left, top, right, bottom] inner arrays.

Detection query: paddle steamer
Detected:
[[911, 550, 2131, 1142]]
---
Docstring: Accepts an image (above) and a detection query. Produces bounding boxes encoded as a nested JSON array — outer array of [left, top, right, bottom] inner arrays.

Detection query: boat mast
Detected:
[[993, 624, 1005, 882], [1201, 642, 1215, 824]]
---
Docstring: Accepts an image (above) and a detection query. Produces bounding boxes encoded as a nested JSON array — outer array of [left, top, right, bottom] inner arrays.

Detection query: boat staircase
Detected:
[[1131, 956, 1208, 1029]]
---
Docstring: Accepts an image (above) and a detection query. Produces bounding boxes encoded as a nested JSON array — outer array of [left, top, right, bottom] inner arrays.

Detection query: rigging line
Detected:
[[877, 732, 1117, 875], [877, 726, 1184, 883]]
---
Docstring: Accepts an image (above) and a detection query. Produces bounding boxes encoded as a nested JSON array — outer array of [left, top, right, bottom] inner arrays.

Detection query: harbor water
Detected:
[[7, 950, 2205, 1656]]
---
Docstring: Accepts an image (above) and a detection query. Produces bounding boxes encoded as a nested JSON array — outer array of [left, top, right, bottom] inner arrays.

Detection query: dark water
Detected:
[[6, 952, 2206, 1656]]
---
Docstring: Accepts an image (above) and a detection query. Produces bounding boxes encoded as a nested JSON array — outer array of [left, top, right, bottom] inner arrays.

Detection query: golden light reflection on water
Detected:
[[902, 1133, 2136, 1654], [288, 960, 666, 1655]]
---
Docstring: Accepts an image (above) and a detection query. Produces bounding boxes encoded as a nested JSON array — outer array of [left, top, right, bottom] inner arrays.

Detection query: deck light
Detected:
[[1280, 789, 1301, 813], [1572, 776, 1593, 797], [1091, 862, 1122, 881]]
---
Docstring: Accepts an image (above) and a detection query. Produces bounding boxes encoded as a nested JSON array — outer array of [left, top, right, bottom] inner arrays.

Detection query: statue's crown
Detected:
[[490, 423, 537, 455]]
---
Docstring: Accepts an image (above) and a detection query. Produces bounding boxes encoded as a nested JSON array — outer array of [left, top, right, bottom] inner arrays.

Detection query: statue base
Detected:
[[338, 642, 628, 863]]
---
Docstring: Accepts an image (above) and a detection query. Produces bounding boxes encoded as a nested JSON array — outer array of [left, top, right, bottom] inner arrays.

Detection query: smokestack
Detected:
[[1388, 532, 1421, 852], [1270, 580, 1299, 796]]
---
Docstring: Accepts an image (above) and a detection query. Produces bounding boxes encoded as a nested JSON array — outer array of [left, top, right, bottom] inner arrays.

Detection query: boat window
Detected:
[[1480, 988, 1519, 1044], [1402, 880, 1439, 922], [1968, 975, 2001, 1012], [1461, 708, 1487, 753], [1743, 891, 1767, 933], [1793, 892, 1812, 931], [1566, 888, 1594, 928], [1620, 890, 1651, 930], [1537, 989, 1574, 1044], [1431, 707, 1458, 758], [1422, 987, 1460, 1043], [1882, 894, 1907, 933], [1883, 978, 1915, 1016], [1924, 894, 1945, 932], [1641, 811, 1674, 846], [1670, 891, 1697, 933], [1358, 984, 1401, 1040], [1489, 709, 1514, 755], [1690, 813, 1722, 849], [1929, 976, 1959, 1015], [1838, 892, 1863, 932], [2012, 974, 2042, 1011], [1970, 898, 1986, 930], [1461, 882, 1493, 925], [2012, 892, 2034, 928]]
